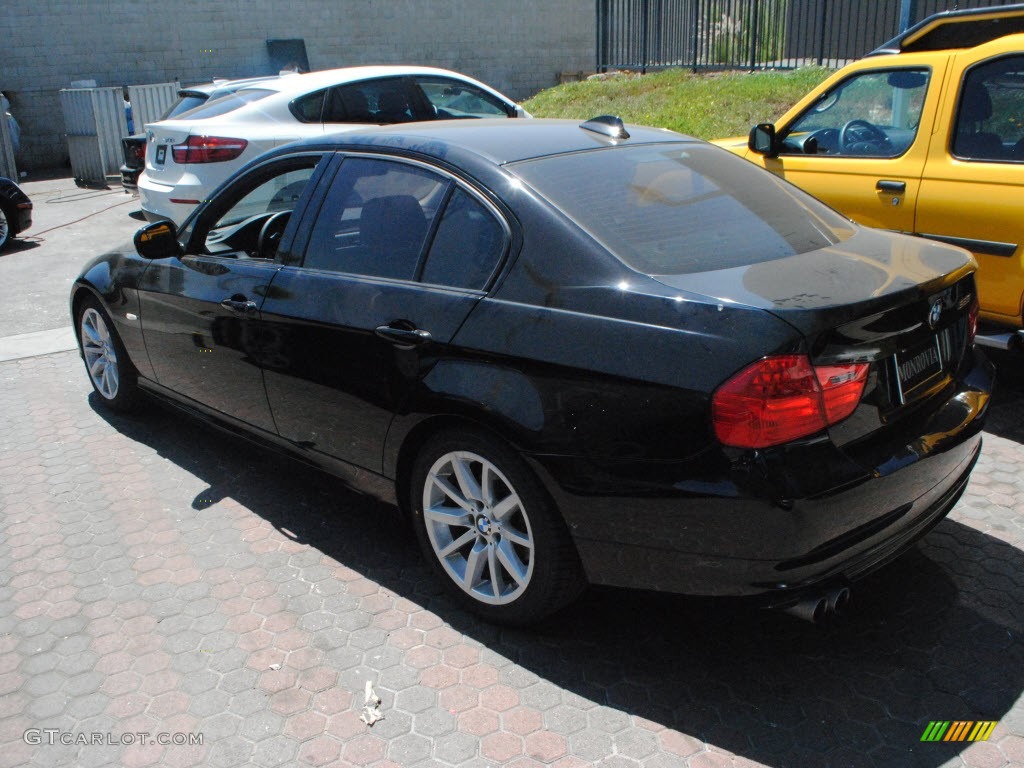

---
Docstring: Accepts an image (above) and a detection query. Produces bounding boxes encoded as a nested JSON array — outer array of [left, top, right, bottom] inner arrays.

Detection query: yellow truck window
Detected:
[[781, 69, 930, 158]]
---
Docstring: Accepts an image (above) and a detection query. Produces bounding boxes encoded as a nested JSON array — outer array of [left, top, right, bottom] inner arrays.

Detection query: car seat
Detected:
[[955, 84, 1005, 159]]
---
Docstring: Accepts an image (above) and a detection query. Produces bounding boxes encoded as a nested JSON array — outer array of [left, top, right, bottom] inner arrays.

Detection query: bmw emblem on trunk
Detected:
[[928, 300, 943, 329]]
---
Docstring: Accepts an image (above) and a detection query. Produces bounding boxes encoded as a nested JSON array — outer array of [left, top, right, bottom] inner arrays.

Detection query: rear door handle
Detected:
[[876, 179, 906, 193], [374, 325, 432, 347], [220, 297, 258, 315]]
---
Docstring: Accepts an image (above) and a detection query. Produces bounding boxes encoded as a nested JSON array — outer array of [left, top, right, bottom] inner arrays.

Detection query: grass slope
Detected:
[[522, 67, 834, 140]]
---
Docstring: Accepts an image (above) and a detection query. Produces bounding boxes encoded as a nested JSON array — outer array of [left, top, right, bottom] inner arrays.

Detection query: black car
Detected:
[[0, 176, 32, 251], [72, 118, 993, 624]]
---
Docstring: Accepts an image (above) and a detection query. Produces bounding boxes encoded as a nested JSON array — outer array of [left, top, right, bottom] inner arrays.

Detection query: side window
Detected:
[[323, 78, 432, 124], [303, 158, 449, 280], [188, 159, 321, 260], [291, 90, 325, 123], [781, 69, 929, 157], [416, 77, 512, 119], [953, 56, 1024, 162], [421, 189, 506, 289]]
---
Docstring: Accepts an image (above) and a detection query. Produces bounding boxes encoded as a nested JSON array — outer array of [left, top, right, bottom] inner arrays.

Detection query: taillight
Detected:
[[171, 135, 248, 164], [131, 143, 145, 163], [712, 355, 869, 449], [967, 295, 979, 343]]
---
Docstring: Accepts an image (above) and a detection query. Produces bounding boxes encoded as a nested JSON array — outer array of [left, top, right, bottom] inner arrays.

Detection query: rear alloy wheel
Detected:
[[78, 297, 140, 411], [411, 429, 584, 625]]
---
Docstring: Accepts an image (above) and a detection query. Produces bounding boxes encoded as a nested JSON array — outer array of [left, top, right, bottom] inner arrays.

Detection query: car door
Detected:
[[259, 153, 510, 473], [137, 153, 329, 431], [916, 50, 1024, 325], [751, 63, 939, 232]]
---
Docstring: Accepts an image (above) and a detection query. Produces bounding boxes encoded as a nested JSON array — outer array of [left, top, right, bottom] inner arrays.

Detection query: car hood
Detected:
[[651, 227, 976, 337]]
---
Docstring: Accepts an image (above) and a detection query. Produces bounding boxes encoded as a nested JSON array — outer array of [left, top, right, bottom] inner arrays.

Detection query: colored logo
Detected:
[[920, 721, 996, 742]]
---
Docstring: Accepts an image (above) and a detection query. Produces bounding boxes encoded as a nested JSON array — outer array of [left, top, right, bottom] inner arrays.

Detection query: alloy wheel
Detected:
[[422, 450, 535, 605], [80, 307, 119, 400]]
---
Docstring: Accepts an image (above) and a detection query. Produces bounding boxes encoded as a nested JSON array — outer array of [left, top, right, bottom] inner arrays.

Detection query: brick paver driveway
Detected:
[[2, 324, 1023, 765]]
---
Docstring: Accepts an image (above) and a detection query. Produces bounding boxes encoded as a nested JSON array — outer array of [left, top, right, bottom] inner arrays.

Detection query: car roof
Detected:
[[179, 75, 282, 98], [285, 118, 695, 166], [870, 2, 1024, 55], [239, 65, 502, 96]]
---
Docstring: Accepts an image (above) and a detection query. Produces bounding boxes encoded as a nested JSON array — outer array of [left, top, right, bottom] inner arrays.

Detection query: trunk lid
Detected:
[[653, 227, 979, 445]]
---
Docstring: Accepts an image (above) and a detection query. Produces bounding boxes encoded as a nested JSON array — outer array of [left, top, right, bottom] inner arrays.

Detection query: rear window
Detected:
[[162, 94, 208, 120], [509, 143, 855, 275], [174, 89, 274, 120]]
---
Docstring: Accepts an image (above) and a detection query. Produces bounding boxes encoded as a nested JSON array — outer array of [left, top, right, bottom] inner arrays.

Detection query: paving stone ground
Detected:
[[0, 346, 1022, 768], [0, 175, 1022, 768]]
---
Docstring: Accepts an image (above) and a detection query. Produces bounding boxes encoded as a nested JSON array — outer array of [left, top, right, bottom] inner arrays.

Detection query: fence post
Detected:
[[691, 0, 700, 68], [898, 0, 918, 33], [816, 0, 827, 66], [749, 0, 760, 70]]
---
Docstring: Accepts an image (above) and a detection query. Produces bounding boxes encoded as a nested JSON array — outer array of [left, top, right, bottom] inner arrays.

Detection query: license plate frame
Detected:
[[155, 145, 166, 165], [893, 335, 944, 404]]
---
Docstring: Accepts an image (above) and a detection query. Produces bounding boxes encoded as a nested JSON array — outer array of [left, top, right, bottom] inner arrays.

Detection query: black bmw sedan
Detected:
[[71, 117, 993, 624]]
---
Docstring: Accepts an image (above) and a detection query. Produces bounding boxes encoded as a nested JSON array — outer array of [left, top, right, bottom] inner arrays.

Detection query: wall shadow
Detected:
[[89, 380, 1024, 767]]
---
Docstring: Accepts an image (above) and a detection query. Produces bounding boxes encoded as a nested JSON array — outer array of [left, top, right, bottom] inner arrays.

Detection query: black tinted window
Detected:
[[304, 158, 448, 279], [511, 144, 855, 276], [292, 90, 325, 122], [322, 78, 432, 124], [421, 190, 505, 289], [954, 55, 1024, 161]]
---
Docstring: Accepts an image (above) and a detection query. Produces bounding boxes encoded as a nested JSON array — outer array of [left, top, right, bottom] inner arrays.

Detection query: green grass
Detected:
[[522, 67, 835, 140]]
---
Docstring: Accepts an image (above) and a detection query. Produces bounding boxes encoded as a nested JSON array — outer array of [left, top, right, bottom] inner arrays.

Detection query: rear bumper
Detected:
[[530, 348, 993, 598], [137, 171, 211, 226]]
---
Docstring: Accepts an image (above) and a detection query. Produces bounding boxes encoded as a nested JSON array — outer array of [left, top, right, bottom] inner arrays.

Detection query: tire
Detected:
[[0, 204, 11, 252], [77, 296, 141, 412], [410, 428, 586, 625]]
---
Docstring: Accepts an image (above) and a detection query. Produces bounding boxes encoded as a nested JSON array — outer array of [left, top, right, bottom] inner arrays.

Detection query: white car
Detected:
[[138, 66, 530, 224]]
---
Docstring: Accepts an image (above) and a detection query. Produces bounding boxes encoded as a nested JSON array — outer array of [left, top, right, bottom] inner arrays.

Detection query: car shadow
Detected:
[[88, 375, 1024, 767], [0, 237, 41, 255], [128, 209, 146, 221]]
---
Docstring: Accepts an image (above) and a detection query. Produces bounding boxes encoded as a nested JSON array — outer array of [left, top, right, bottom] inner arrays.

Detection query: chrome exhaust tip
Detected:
[[782, 596, 829, 624], [826, 587, 852, 616]]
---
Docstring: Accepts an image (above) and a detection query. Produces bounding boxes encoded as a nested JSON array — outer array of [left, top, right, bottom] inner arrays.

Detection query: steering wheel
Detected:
[[839, 119, 891, 154], [256, 211, 291, 260]]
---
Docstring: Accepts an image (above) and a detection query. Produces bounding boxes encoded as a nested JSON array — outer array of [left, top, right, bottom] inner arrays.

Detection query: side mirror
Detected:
[[134, 221, 182, 260], [749, 123, 778, 157]]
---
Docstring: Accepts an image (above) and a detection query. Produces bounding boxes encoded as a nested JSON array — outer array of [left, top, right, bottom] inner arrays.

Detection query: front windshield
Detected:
[[510, 143, 855, 276]]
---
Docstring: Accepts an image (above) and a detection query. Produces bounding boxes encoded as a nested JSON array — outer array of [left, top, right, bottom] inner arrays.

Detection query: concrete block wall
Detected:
[[1, 0, 595, 171]]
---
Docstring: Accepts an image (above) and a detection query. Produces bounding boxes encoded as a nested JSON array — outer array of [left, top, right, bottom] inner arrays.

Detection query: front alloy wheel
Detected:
[[77, 297, 140, 412], [422, 450, 535, 605]]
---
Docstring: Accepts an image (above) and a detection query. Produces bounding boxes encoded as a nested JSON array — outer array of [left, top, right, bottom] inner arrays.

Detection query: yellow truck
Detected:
[[714, 4, 1024, 350]]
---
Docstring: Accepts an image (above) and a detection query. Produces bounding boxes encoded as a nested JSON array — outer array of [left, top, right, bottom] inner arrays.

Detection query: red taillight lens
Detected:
[[131, 143, 146, 163], [171, 135, 248, 164], [967, 295, 979, 343], [712, 355, 868, 449]]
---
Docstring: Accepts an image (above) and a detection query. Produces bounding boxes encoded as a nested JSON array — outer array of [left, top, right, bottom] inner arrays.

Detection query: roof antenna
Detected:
[[580, 115, 630, 139]]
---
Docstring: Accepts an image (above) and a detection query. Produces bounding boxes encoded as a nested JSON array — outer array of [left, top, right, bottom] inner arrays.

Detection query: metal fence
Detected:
[[60, 87, 128, 186], [597, 0, 1024, 72]]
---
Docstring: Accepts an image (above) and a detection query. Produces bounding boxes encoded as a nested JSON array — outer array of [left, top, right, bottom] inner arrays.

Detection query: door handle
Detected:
[[374, 325, 432, 347], [876, 179, 906, 193], [220, 297, 258, 315]]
